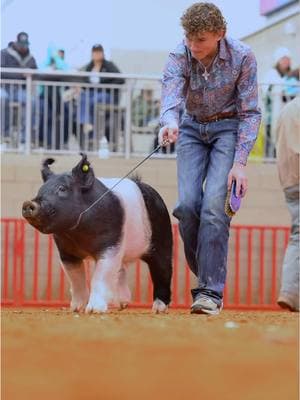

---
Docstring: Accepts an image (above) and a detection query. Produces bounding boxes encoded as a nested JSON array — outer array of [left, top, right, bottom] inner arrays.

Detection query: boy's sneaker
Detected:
[[191, 296, 223, 315]]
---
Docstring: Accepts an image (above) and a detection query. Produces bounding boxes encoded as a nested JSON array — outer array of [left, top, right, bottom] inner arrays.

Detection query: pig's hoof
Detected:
[[85, 297, 108, 314], [152, 299, 168, 314], [119, 302, 129, 311], [70, 295, 89, 313], [118, 285, 131, 307], [70, 302, 87, 313]]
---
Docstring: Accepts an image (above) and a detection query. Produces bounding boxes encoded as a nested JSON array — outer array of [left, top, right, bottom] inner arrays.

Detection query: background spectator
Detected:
[[132, 89, 160, 127], [276, 97, 300, 312], [0, 32, 37, 146], [77, 44, 125, 149], [263, 47, 299, 157]]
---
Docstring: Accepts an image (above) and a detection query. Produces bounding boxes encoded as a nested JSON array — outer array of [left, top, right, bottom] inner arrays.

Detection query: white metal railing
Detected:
[[0, 68, 164, 158], [1, 68, 299, 160]]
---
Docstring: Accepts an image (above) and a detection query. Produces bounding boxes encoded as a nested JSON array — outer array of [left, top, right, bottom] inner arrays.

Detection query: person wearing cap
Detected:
[[1, 32, 37, 77], [262, 47, 299, 157], [1, 32, 37, 146], [276, 97, 300, 312], [77, 44, 125, 149], [158, 2, 261, 315]]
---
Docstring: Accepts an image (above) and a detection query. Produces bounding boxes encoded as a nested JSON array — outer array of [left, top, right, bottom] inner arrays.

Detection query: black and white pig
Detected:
[[22, 154, 173, 313]]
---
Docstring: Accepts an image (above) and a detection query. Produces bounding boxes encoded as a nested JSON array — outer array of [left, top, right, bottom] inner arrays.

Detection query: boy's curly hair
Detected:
[[181, 2, 227, 36]]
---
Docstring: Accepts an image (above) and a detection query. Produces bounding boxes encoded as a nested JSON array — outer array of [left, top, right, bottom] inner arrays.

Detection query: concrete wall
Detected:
[[1, 154, 289, 226], [111, 48, 168, 76]]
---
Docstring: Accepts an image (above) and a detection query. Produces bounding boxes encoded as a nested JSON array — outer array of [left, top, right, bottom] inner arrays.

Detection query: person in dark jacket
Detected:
[[77, 44, 125, 149], [1, 32, 37, 146], [1, 32, 37, 75]]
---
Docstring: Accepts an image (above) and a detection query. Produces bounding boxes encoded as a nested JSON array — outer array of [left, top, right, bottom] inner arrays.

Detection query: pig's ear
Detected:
[[41, 158, 55, 182], [72, 153, 95, 191]]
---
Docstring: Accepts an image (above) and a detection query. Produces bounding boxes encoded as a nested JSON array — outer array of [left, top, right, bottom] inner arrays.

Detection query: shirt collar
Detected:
[[219, 38, 230, 61]]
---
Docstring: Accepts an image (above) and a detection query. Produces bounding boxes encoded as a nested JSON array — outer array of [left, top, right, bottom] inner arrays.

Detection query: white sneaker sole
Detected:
[[191, 301, 223, 316]]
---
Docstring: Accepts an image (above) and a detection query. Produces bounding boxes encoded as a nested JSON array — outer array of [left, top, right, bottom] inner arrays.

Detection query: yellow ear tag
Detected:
[[82, 164, 89, 172]]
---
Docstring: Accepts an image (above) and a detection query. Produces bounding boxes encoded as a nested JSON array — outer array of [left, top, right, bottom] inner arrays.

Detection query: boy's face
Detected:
[[185, 30, 224, 61]]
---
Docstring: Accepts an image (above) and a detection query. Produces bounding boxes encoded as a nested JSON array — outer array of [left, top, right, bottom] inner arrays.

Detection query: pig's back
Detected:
[[98, 178, 151, 261]]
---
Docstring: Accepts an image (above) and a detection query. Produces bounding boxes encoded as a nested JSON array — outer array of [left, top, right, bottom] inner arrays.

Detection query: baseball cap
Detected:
[[92, 44, 104, 52], [17, 32, 30, 47]]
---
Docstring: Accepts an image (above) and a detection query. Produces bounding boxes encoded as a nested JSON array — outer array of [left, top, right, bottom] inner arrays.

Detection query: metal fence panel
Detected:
[[2, 68, 299, 159], [1, 219, 289, 310]]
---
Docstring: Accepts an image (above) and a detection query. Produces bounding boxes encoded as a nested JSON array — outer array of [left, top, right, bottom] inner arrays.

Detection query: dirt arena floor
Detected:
[[2, 308, 299, 400]]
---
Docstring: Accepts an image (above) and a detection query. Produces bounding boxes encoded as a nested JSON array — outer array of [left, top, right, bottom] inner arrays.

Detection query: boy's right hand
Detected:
[[158, 124, 179, 146]]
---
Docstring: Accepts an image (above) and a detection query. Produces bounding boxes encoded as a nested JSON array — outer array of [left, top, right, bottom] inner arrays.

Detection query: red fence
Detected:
[[1, 219, 290, 310]]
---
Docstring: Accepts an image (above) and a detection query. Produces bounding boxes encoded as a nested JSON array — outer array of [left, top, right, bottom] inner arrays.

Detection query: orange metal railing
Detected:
[[1, 219, 290, 310]]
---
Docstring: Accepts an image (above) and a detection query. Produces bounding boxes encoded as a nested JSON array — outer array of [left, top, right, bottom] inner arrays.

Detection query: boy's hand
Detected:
[[228, 162, 247, 197], [158, 124, 179, 146]]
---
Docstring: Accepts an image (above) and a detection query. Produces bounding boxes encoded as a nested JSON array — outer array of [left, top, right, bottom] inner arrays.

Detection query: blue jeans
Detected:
[[279, 185, 299, 310], [79, 90, 111, 124], [173, 115, 239, 305]]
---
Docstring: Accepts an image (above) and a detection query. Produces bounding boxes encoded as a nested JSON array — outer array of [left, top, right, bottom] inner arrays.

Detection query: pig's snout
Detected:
[[22, 201, 40, 219]]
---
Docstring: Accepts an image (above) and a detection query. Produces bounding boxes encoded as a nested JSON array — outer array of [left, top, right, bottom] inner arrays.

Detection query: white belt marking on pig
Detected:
[[99, 178, 152, 262]]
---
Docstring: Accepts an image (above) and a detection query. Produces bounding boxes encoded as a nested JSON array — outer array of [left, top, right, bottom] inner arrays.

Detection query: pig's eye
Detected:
[[58, 185, 67, 193]]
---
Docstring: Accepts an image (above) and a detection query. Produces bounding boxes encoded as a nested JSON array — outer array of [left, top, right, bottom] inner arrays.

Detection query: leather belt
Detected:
[[192, 111, 237, 123]]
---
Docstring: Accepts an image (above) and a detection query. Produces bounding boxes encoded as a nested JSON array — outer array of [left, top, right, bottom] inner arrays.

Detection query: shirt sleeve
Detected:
[[160, 51, 188, 127], [235, 51, 262, 165]]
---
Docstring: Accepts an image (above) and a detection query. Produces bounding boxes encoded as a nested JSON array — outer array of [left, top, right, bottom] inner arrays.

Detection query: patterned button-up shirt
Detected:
[[160, 37, 261, 165]]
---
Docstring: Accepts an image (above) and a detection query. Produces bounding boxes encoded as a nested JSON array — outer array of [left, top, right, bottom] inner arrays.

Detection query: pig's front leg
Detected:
[[86, 248, 122, 313], [62, 262, 89, 312]]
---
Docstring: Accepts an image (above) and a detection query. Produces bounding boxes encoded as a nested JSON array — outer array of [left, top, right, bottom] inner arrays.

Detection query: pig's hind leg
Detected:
[[117, 266, 131, 310], [142, 252, 172, 313], [134, 180, 173, 313]]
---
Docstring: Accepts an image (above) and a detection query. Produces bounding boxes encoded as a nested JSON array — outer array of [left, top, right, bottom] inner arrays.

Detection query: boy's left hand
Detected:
[[227, 163, 248, 197]]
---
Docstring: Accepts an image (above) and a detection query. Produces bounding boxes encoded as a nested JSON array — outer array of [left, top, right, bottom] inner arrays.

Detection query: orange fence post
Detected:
[[12, 221, 19, 306], [46, 235, 53, 301], [172, 225, 179, 307], [19, 220, 25, 306], [234, 227, 240, 306], [247, 228, 253, 306], [259, 228, 265, 305], [59, 267, 65, 302], [3, 221, 9, 300], [33, 230, 39, 301], [271, 228, 277, 305]]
